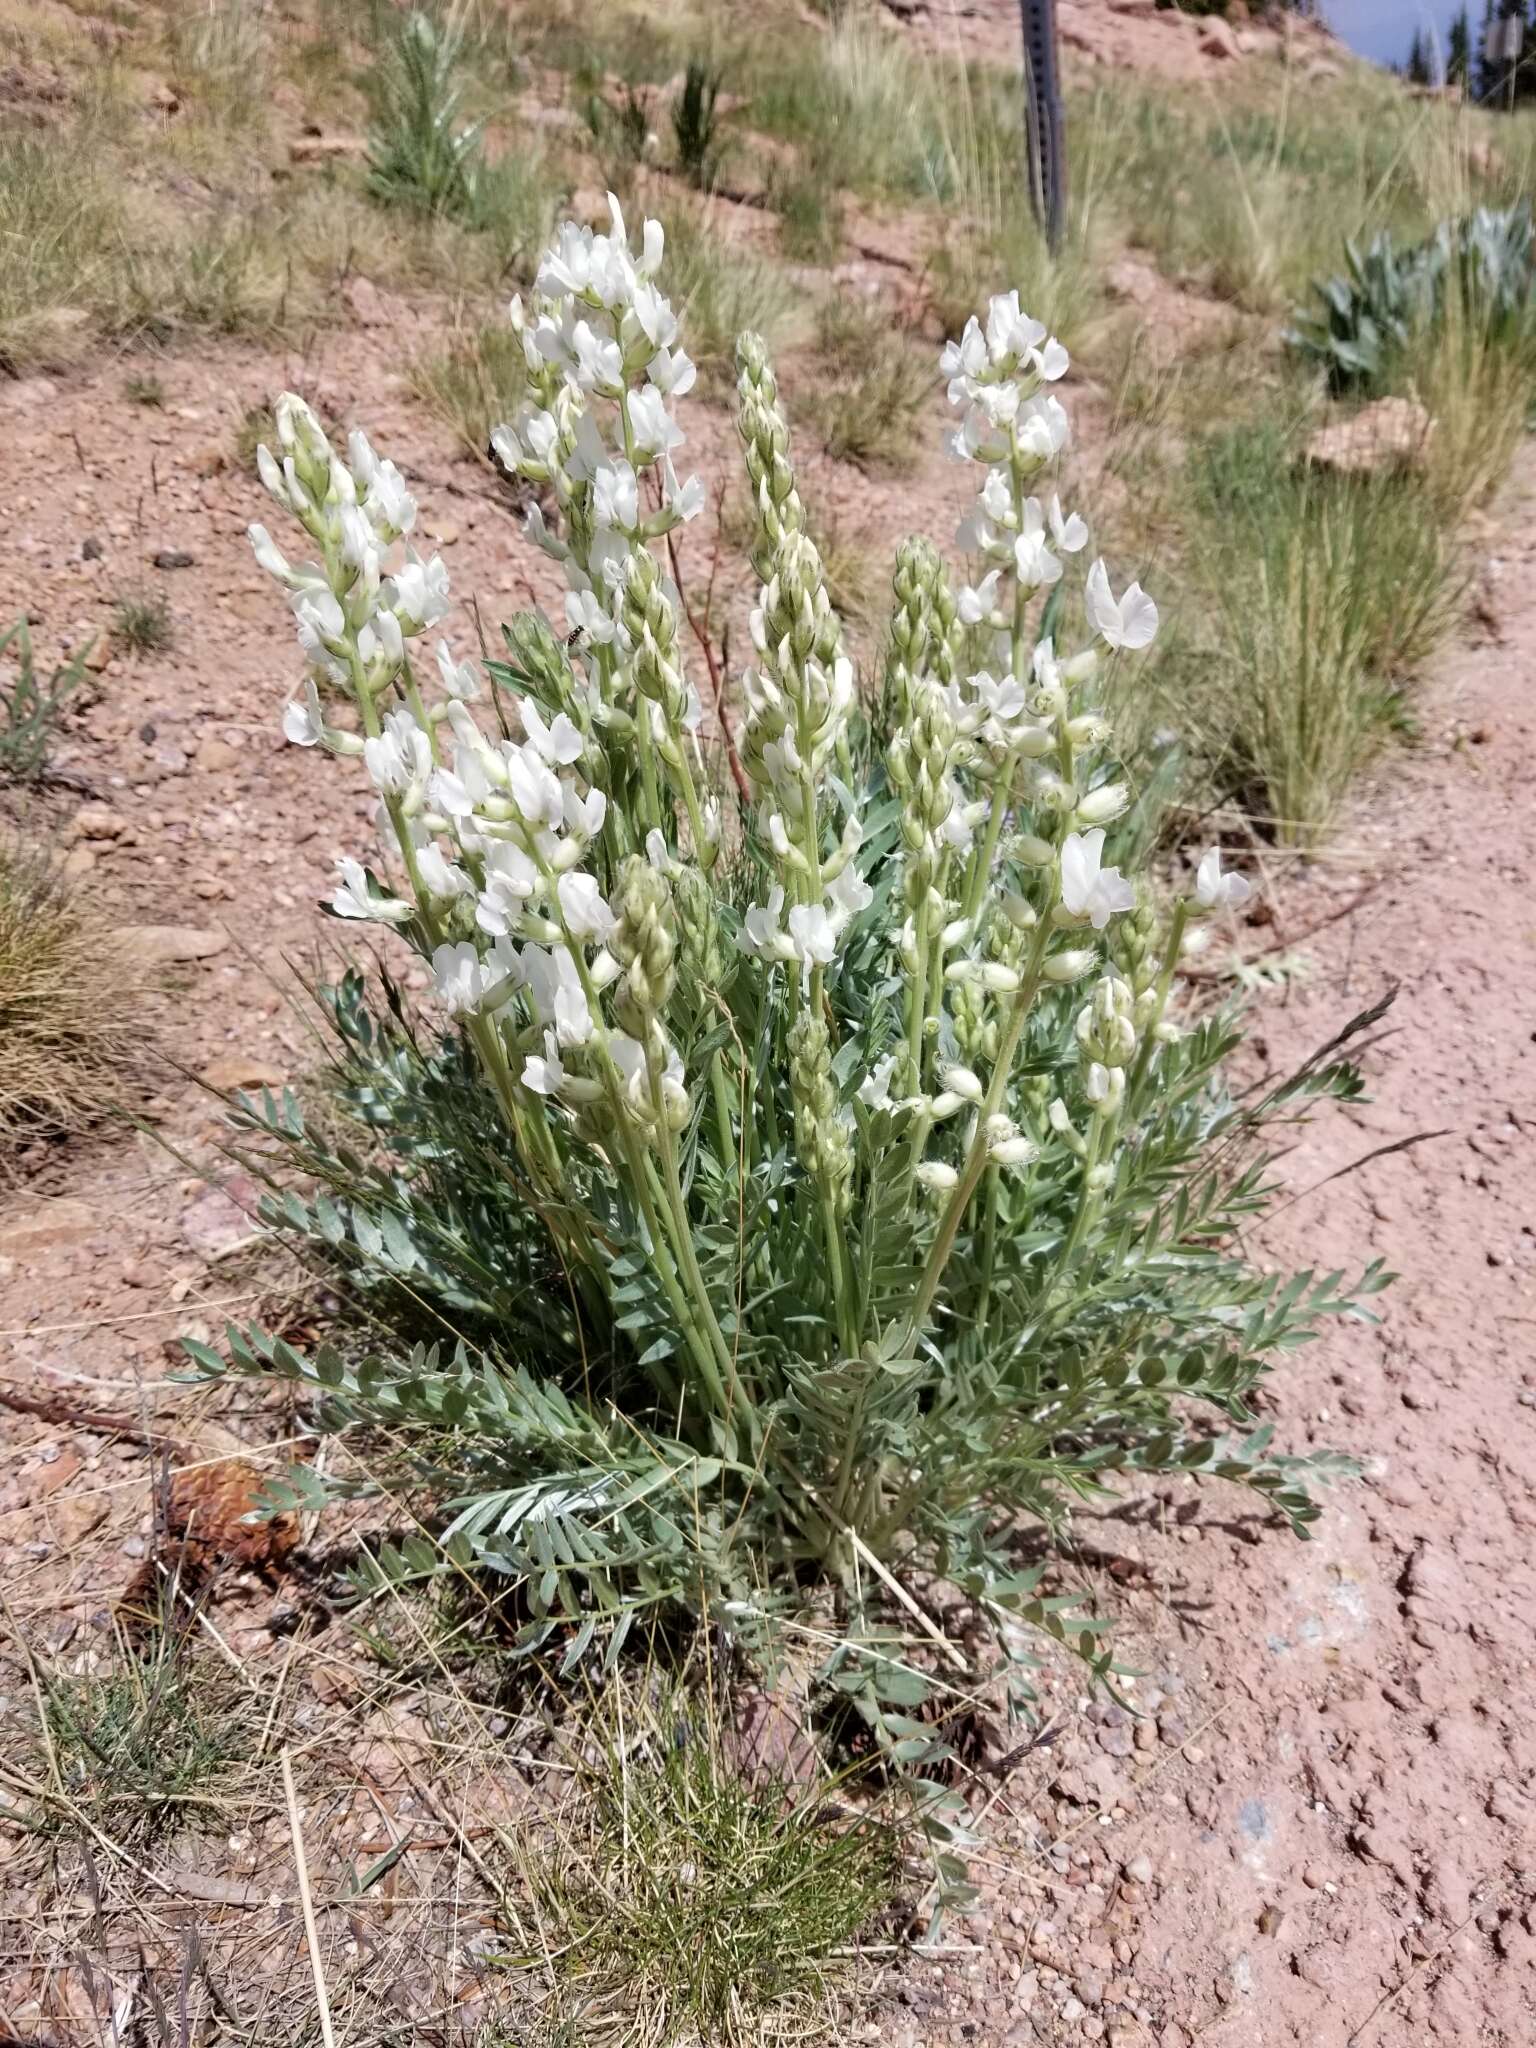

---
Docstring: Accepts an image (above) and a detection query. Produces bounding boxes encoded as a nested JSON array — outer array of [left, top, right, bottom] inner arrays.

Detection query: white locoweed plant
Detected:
[[201, 197, 1386, 1912]]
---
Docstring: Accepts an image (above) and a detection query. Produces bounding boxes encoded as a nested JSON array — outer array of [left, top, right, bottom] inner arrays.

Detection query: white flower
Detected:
[[388, 550, 451, 634], [857, 1054, 897, 1111], [557, 870, 617, 940], [416, 844, 473, 902], [625, 384, 683, 462], [1048, 494, 1088, 552], [432, 940, 491, 1015], [476, 843, 539, 935], [1032, 336, 1070, 382], [663, 470, 705, 525], [827, 864, 873, 920], [1015, 394, 1070, 461], [1195, 846, 1253, 912], [1084, 559, 1159, 651], [1059, 829, 1136, 930], [505, 743, 566, 830], [990, 1133, 1037, 1168], [282, 678, 324, 746], [1014, 499, 1064, 589], [647, 345, 697, 396], [521, 698, 585, 766], [435, 641, 480, 699], [787, 902, 837, 981], [939, 317, 988, 400], [915, 1160, 960, 1192], [592, 458, 640, 534], [522, 1029, 565, 1096], [523, 946, 594, 1045], [985, 290, 1047, 366], [958, 569, 1002, 624], [742, 885, 785, 958], [562, 782, 607, 838], [363, 708, 432, 798], [331, 856, 411, 923]]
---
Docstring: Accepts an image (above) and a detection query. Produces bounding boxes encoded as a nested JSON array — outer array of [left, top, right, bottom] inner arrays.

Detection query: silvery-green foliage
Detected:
[[202, 195, 1385, 1916], [367, 9, 485, 220]]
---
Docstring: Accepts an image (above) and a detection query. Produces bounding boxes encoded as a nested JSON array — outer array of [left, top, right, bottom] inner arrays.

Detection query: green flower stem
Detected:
[[962, 743, 1023, 923], [904, 890, 931, 1087], [976, 1161, 1002, 1326], [1125, 899, 1190, 1110], [645, 1038, 758, 1442], [904, 915, 1054, 1338]]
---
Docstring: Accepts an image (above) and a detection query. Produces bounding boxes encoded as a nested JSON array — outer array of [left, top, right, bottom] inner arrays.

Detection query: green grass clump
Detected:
[[672, 58, 726, 190], [1, 619, 89, 784], [535, 1688, 896, 2042], [113, 591, 176, 655], [1168, 423, 1464, 844], [367, 7, 487, 218], [19, 1621, 253, 1848]]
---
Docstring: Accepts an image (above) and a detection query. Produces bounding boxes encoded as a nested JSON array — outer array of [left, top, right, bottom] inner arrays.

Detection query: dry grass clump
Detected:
[[803, 295, 930, 471], [410, 319, 528, 460], [0, 837, 149, 1151]]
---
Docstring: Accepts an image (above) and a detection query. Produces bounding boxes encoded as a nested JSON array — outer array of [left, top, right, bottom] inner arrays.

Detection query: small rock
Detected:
[[1134, 1719, 1157, 1751], [1073, 1971, 1105, 2007], [1158, 1712, 1188, 1745], [200, 1057, 285, 1093], [191, 444, 227, 478], [1097, 1723, 1134, 1758], [195, 736, 240, 773], [1081, 2020, 1105, 2043], [1198, 18, 1241, 59], [1061, 1999, 1086, 2024], [181, 1178, 261, 1257], [152, 549, 196, 570], [83, 636, 113, 673], [1302, 1866, 1330, 1890], [33, 1446, 83, 1496], [1304, 397, 1434, 479], [82, 536, 104, 561], [289, 133, 365, 162], [125, 924, 230, 962], [0, 1198, 99, 1254], [61, 845, 97, 880], [1258, 1904, 1285, 1937], [1124, 1853, 1154, 1886], [71, 803, 127, 840]]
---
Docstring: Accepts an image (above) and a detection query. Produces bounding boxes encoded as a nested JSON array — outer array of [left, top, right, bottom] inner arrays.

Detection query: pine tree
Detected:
[[1448, 7, 1472, 89], [1406, 28, 1431, 83]]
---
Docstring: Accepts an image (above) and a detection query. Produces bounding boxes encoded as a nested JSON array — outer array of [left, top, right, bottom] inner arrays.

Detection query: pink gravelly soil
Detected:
[[1, 352, 1533, 2039]]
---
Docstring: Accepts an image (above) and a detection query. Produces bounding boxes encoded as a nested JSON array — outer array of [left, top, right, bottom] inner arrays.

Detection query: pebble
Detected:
[[1302, 1866, 1330, 1890], [1061, 1998, 1086, 2023], [153, 548, 196, 569], [1124, 1853, 1154, 1885], [1081, 2020, 1105, 2042], [1158, 1712, 1188, 1745], [1073, 1971, 1104, 2006]]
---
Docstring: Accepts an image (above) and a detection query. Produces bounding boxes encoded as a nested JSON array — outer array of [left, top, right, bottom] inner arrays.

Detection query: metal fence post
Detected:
[[1020, 0, 1066, 251]]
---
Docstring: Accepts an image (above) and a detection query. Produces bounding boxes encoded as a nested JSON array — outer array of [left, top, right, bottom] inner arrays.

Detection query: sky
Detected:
[[1324, 0, 1470, 68]]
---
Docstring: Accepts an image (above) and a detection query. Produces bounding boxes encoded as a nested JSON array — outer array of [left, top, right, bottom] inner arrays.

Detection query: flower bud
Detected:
[[1075, 782, 1128, 828], [940, 1064, 984, 1103], [1043, 948, 1096, 984], [915, 1160, 959, 1192]]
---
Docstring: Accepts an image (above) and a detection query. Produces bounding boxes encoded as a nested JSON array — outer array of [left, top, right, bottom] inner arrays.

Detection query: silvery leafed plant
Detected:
[[203, 197, 1382, 1908]]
